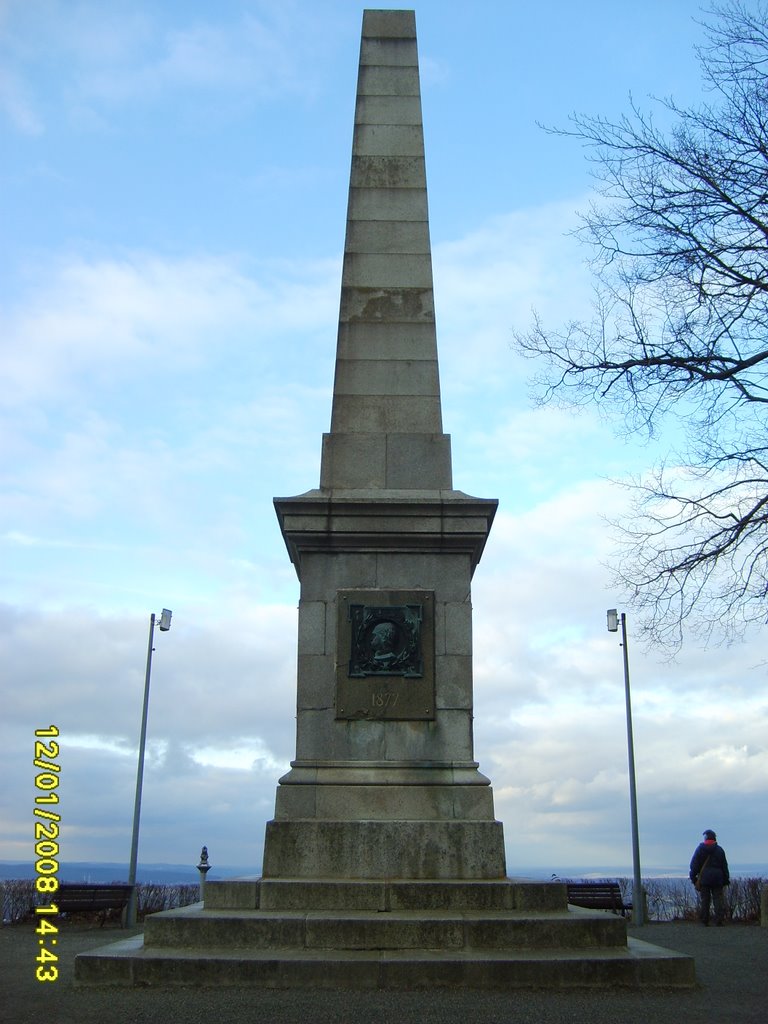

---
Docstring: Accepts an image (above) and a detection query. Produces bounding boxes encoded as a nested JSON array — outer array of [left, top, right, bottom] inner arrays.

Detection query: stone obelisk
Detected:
[[268, 8, 503, 881], [75, 12, 696, 988]]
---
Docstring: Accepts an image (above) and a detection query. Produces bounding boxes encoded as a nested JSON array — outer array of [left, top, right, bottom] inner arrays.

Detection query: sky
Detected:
[[2, 0, 766, 879]]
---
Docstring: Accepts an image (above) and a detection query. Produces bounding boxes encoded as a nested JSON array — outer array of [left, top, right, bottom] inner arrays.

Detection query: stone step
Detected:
[[205, 877, 566, 913], [143, 904, 627, 951], [74, 934, 696, 989]]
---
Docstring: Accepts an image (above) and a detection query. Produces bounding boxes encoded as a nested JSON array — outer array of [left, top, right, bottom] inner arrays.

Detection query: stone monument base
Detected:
[[262, 820, 506, 879], [74, 878, 696, 989]]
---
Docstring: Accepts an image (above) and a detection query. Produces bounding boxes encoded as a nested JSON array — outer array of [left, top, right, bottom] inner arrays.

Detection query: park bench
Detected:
[[566, 882, 632, 917], [57, 883, 134, 926]]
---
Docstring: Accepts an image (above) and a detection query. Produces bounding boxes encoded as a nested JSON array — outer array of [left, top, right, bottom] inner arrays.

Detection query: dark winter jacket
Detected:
[[689, 840, 730, 888]]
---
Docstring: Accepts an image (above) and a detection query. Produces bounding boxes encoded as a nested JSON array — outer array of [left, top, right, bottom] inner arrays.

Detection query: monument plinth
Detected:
[[75, 10, 695, 988]]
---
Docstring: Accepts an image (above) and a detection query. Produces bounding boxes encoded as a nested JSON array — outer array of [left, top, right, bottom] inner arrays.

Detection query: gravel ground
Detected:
[[1, 919, 765, 1024]]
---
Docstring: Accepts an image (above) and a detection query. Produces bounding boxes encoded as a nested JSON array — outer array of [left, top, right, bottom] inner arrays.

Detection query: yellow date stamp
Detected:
[[33, 726, 60, 983]]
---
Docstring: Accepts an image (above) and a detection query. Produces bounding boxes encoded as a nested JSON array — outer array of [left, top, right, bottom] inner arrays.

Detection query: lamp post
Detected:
[[606, 608, 644, 926], [126, 608, 172, 927]]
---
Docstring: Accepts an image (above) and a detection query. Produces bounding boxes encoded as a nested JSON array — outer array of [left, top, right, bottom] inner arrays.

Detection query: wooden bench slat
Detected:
[[566, 882, 632, 916], [56, 883, 134, 925]]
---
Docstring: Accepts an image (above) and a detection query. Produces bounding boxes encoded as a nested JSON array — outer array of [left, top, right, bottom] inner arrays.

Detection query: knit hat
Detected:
[[703, 829, 717, 840]]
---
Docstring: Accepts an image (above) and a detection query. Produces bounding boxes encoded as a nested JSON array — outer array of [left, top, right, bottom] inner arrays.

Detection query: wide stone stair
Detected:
[[74, 878, 695, 988]]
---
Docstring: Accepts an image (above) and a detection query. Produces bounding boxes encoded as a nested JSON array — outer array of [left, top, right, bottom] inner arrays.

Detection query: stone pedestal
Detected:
[[267, 490, 503, 881], [75, 878, 696, 989]]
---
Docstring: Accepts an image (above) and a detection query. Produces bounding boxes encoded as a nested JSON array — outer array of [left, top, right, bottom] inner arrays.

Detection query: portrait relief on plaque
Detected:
[[347, 604, 423, 678], [336, 590, 435, 720]]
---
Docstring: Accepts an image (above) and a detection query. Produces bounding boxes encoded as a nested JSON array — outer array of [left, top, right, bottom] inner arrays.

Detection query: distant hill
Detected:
[[0, 862, 259, 884], [2, 861, 763, 885]]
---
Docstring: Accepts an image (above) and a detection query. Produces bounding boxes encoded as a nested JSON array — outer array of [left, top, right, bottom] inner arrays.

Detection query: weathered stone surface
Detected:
[[355, 94, 422, 126], [339, 284, 434, 322], [273, 783, 495, 822], [362, 9, 416, 39], [331, 395, 443, 434], [342, 252, 434, 289], [320, 433, 453, 490], [343, 219, 430, 256], [332, 357, 440, 396], [204, 880, 260, 910], [357, 66, 420, 98], [350, 155, 427, 189], [360, 39, 418, 67], [75, 938, 696, 989], [347, 187, 427, 224], [261, 820, 507, 879], [296, 601, 326, 655]]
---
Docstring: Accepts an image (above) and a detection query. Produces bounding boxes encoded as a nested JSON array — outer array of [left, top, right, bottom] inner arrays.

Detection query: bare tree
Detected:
[[517, 1, 768, 648]]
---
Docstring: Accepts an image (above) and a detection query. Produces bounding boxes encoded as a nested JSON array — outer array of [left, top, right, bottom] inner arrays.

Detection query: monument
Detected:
[[76, 10, 694, 988]]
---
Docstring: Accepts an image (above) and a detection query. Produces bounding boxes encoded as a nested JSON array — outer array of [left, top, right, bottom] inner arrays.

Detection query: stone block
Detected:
[[320, 433, 387, 489], [342, 251, 434, 289], [348, 186, 427, 223], [357, 66, 420, 99], [204, 880, 260, 910], [259, 879, 387, 911], [272, 783, 318, 819], [300, 552, 378, 600], [374, 551, 472, 600], [145, 910, 305, 950], [333, 357, 440, 397], [511, 882, 567, 912], [374, 709, 474, 762], [296, 654, 335, 709], [305, 913, 464, 950], [297, 600, 326, 655], [355, 95, 422, 127], [295, 710, 420, 762], [340, 284, 434, 323], [331, 395, 443, 434], [293, 707, 474, 764], [354, 123, 424, 157], [302, 784, 494, 821], [73, 941, 138, 984], [385, 433, 452, 488], [350, 156, 426, 189], [336, 321, 437, 361], [343, 218, 431, 256], [387, 880, 514, 911], [362, 9, 416, 38], [262, 819, 507, 879], [435, 654, 473, 709], [360, 38, 418, 67], [462, 915, 626, 950], [444, 600, 473, 654]]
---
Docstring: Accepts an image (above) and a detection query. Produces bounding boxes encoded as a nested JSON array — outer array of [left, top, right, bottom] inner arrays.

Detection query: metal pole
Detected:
[[620, 613, 644, 926], [126, 613, 155, 927]]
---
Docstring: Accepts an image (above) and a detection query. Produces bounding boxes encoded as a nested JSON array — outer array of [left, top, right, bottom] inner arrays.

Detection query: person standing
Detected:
[[690, 829, 730, 926]]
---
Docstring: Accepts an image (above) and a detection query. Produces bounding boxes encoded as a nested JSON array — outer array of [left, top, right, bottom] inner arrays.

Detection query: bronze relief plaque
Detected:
[[336, 590, 435, 720]]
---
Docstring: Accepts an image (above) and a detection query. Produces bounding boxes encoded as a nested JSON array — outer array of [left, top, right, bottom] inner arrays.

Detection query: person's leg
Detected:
[[699, 885, 712, 925], [712, 886, 725, 925]]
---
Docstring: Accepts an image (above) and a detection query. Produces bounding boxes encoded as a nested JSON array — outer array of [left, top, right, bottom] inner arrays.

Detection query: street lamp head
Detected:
[[606, 608, 619, 633], [158, 608, 173, 632]]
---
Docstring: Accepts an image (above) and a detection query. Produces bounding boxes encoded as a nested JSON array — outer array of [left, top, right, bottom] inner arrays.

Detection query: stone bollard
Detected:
[[761, 885, 768, 927]]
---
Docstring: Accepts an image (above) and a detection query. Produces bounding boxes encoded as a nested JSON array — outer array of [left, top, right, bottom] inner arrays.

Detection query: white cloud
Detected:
[[0, 2, 344, 132], [0, 253, 339, 408]]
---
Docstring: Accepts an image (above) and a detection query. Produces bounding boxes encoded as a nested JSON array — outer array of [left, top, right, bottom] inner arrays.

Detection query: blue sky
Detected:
[[2, 0, 765, 877]]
